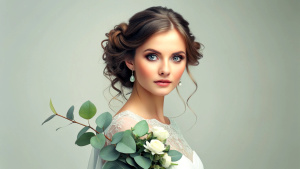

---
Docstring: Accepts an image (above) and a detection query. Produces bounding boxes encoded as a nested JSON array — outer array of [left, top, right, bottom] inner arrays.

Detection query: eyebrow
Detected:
[[144, 49, 186, 56]]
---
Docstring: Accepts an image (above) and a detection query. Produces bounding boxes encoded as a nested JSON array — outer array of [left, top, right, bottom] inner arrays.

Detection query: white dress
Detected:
[[88, 110, 204, 169]]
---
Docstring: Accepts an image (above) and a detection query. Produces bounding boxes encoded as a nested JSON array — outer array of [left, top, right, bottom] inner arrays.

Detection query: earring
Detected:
[[178, 80, 182, 86], [130, 70, 135, 82]]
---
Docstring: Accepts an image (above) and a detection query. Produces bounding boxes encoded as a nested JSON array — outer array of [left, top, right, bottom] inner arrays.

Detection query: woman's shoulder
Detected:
[[112, 110, 144, 124], [105, 110, 180, 137], [114, 110, 177, 128], [105, 110, 143, 137]]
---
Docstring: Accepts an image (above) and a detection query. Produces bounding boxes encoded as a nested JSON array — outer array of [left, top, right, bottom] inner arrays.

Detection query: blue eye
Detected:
[[146, 54, 158, 61], [173, 55, 183, 62]]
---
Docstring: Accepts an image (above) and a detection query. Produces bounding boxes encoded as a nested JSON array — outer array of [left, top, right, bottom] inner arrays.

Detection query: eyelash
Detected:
[[172, 55, 184, 62], [145, 53, 184, 62], [146, 53, 158, 61]]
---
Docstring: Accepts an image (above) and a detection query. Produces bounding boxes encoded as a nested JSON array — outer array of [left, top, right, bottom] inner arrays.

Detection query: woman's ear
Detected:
[[125, 59, 135, 71]]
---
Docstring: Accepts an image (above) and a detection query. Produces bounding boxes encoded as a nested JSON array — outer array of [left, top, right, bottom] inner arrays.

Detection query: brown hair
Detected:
[[101, 6, 203, 107]]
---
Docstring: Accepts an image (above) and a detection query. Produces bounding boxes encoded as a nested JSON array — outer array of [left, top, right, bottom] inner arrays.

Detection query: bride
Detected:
[[88, 6, 204, 169]]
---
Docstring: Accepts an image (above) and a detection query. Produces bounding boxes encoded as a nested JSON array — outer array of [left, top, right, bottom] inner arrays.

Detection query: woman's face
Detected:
[[132, 29, 187, 96]]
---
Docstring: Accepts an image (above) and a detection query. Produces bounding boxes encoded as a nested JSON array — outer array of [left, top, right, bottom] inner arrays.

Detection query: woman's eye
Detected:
[[172, 55, 183, 62], [146, 54, 158, 61]]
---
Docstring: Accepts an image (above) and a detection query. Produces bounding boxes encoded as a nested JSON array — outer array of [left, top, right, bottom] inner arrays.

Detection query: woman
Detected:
[[88, 6, 204, 169]]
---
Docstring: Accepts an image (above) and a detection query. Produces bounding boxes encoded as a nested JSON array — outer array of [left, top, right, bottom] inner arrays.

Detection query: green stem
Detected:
[[55, 113, 112, 142]]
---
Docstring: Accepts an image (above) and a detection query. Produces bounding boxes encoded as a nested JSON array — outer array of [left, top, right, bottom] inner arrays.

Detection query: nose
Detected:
[[158, 60, 170, 76]]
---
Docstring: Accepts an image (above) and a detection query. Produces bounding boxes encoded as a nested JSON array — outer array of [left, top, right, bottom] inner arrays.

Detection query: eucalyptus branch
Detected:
[[46, 99, 183, 168], [55, 113, 112, 142]]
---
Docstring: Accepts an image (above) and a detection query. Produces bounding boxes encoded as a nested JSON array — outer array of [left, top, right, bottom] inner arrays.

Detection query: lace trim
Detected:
[[104, 110, 194, 162]]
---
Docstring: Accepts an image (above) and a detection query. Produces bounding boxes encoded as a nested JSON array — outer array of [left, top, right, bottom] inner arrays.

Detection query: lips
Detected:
[[154, 80, 171, 83], [154, 80, 171, 87]]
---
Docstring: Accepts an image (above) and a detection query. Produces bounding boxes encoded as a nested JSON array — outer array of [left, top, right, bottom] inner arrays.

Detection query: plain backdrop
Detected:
[[1, 0, 299, 169]]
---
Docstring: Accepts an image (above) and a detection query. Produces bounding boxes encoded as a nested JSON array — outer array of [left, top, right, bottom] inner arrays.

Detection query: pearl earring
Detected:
[[178, 80, 182, 86], [130, 70, 135, 82]]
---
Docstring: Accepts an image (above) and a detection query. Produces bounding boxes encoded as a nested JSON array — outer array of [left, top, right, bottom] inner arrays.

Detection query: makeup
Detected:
[[154, 80, 171, 87]]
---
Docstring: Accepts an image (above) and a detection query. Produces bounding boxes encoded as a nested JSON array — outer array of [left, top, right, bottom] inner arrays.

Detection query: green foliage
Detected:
[[168, 150, 182, 161], [79, 100, 97, 120], [125, 157, 135, 166], [66, 105, 74, 120], [99, 145, 120, 161], [130, 152, 139, 158], [96, 112, 112, 131], [96, 126, 103, 133], [116, 130, 136, 153], [164, 145, 170, 152], [77, 126, 90, 139], [56, 122, 72, 131], [118, 154, 127, 163], [148, 153, 153, 161], [126, 156, 143, 169], [41, 114, 55, 125], [111, 131, 124, 144], [75, 132, 94, 146], [132, 120, 149, 137], [90, 133, 106, 150], [153, 154, 162, 162], [134, 155, 152, 169], [49, 99, 57, 114], [43, 99, 183, 168], [102, 161, 132, 169]]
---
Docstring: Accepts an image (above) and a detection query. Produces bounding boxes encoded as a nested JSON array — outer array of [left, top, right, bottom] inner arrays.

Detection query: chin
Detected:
[[150, 89, 174, 97]]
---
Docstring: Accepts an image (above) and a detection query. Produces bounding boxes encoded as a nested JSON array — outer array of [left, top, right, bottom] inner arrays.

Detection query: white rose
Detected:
[[162, 153, 172, 168], [143, 139, 165, 155], [152, 126, 170, 141]]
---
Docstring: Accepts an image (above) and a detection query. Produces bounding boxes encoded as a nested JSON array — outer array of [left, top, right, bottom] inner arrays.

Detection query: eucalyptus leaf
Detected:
[[149, 153, 153, 161], [168, 150, 182, 161], [116, 130, 136, 153], [96, 112, 112, 131], [90, 133, 106, 150], [111, 131, 124, 144], [56, 122, 72, 131], [126, 157, 135, 166], [79, 100, 97, 120], [130, 152, 139, 158], [118, 157, 126, 164], [96, 126, 103, 133], [132, 120, 149, 136], [126, 156, 142, 169], [103, 161, 132, 169], [41, 114, 55, 125], [99, 145, 120, 161], [66, 105, 74, 120], [137, 146, 145, 154], [49, 99, 57, 114], [75, 132, 94, 146], [77, 126, 90, 139], [134, 155, 151, 169]]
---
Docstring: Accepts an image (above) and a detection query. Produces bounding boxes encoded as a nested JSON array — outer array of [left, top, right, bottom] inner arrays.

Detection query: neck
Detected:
[[122, 82, 167, 123]]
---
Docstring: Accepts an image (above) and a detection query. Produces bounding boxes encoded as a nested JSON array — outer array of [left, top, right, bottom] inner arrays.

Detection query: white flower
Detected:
[[152, 126, 170, 141], [162, 153, 172, 168], [143, 139, 165, 155]]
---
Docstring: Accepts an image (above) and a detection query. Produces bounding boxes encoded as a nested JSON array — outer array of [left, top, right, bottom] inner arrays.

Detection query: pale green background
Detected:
[[1, 0, 299, 169]]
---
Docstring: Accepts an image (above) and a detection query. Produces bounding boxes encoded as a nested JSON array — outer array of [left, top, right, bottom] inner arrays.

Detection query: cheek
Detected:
[[173, 65, 185, 81], [135, 60, 155, 79]]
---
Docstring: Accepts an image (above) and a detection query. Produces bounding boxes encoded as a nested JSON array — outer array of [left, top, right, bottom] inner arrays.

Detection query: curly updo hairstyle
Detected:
[[102, 6, 203, 101]]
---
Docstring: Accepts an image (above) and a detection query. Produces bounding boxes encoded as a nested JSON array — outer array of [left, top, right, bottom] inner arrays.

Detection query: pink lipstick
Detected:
[[154, 80, 171, 87]]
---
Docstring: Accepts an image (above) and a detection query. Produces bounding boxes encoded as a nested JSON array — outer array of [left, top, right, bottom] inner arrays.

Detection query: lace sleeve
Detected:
[[105, 115, 141, 140]]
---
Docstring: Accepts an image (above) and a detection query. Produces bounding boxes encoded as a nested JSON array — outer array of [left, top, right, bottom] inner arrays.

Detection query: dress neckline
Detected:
[[112, 110, 199, 165], [116, 110, 172, 127]]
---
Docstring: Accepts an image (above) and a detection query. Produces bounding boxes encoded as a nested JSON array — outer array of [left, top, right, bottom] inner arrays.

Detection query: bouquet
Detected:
[[42, 99, 182, 169]]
